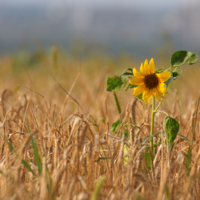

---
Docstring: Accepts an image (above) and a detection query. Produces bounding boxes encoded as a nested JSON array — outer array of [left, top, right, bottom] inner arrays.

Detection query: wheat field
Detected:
[[0, 50, 200, 200]]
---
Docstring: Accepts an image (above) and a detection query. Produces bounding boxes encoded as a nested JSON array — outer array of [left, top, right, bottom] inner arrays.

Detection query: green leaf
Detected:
[[26, 123, 42, 175], [6, 139, 36, 176], [22, 159, 37, 176], [101, 118, 105, 123], [121, 72, 133, 78], [132, 194, 143, 200], [124, 129, 129, 138], [171, 68, 181, 78], [111, 119, 121, 132], [163, 116, 179, 149], [125, 84, 143, 100], [142, 132, 161, 144], [155, 68, 164, 73], [107, 76, 127, 92], [26, 123, 31, 133], [7, 140, 17, 154], [155, 138, 161, 147], [121, 68, 133, 74], [165, 75, 177, 87], [91, 176, 106, 200], [185, 146, 191, 176], [165, 68, 181, 87], [137, 93, 143, 100], [31, 137, 43, 175], [171, 50, 199, 68], [177, 134, 190, 143], [144, 152, 151, 170], [135, 146, 150, 159], [165, 185, 170, 200]]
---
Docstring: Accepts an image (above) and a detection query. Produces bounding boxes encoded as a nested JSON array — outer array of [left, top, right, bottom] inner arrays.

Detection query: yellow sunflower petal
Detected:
[[129, 77, 144, 85], [157, 82, 168, 94], [152, 87, 163, 101], [140, 63, 145, 75], [142, 88, 153, 103], [133, 68, 143, 78], [149, 58, 155, 74], [144, 59, 150, 75], [132, 84, 146, 96], [157, 71, 171, 82]]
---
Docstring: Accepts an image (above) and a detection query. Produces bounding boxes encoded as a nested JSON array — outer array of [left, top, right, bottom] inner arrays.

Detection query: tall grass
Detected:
[[0, 51, 200, 199]]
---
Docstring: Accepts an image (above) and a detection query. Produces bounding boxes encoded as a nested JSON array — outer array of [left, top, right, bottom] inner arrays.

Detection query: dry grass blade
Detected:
[[49, 72, 86, 115]]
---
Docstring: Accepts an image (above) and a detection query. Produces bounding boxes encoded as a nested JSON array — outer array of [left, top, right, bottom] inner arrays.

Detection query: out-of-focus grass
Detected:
[[1, 49, 199, 116], [0, 50, 140, 120], [0, 49, 199, 199]]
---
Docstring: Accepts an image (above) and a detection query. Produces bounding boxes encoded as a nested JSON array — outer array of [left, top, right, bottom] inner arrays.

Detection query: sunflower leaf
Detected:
[[144, 152, 151, 170], [125, 84, 143, 100], [171, 50, 199, 67], [121, 68, 133, 74], [163, 116, 179, 150], [155, 68, 164, 73], [165, 75, 177, 87], [142, 132, 161, 144], [137, 93, 143, 100], [185, 146, 191, 176], [111, 119, 121, 132], [121, 72, 133, 78], [121, 72, 133, 87], [165, 69, 181, 87], [101, 118, 105, 123], [107, 76, 127, 92]]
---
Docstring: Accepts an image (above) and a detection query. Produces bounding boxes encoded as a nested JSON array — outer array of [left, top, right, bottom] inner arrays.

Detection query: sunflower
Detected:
[[129, 58, 171, 103]]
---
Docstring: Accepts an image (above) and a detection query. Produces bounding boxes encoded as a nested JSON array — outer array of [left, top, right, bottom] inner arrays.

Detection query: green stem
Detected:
[[150, 97, 155, 155], [149, 95, 168, 172], [156, 110, 168, 116], [113, 90, 122, 121], [154, 96, 164, 112], [164, 66, 172, 72], [151, 95, 168, 153]]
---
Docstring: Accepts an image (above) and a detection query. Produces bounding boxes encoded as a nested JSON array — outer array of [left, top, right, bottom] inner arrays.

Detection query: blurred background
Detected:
[[0, 0, 200, 60]]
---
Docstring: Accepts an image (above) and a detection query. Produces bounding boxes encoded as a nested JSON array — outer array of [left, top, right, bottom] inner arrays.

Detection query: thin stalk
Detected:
[[113, 90, 122, 121], [156, 110, 168, 116], [150, 97, 155, 155], [151, 95, 168, 153], [164, 66, 172, 72], [154, 96, 164, 112]]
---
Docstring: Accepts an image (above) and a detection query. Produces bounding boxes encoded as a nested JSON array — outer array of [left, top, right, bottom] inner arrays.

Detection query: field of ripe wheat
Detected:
[[0, 50, 200, 200]]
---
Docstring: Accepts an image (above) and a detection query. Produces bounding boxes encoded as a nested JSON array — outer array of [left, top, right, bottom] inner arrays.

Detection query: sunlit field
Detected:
[[0, 49, 200, 200]]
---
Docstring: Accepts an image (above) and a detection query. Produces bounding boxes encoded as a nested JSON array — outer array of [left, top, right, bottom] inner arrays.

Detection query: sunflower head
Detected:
[[129, 58, 171, 103]]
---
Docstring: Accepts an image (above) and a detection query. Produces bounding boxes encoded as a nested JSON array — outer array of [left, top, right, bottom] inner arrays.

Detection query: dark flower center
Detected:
[[144, 74, 159, 89]]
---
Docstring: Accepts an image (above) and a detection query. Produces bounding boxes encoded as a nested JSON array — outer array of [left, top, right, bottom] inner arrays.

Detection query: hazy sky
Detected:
[[0, 0, 200, 56], [1, 0, 200, 8]]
